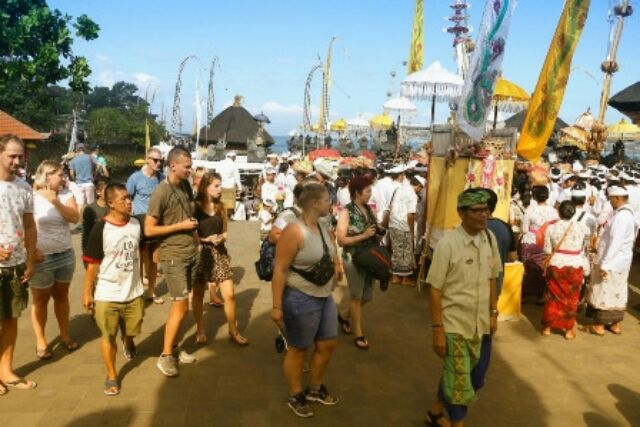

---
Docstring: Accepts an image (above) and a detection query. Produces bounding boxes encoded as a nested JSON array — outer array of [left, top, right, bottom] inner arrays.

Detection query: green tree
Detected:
[[0, 0, 99, 129], [86, 108, 128, 146]]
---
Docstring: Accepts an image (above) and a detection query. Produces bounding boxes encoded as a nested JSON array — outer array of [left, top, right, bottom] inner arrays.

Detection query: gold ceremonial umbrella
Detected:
[[558, 125, 588, 150], [330, 118, 347, 132], [606, 118, 640, 141], [369, 113, 393, 130], [492, 77, 530, 130]]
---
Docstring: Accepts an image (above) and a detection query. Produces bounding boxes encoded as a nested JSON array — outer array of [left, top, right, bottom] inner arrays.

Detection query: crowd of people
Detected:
[[1, 132, 638, 425]]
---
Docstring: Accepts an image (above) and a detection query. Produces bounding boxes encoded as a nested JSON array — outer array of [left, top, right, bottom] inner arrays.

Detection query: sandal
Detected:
[[6, 378, 37, 390], [195, 332, 207, 345], [208, 298, 224, 307], [605, 325, 622, 335], [579, 325, 605, 337], [425, 410, 447, 426], [354, 336, 369, 351], [337, 314, 352, 335], [153, 295, 165, 304], [61, 339, 79, 352], [36, 346, 53, 360], [104, 378, 120, 396], [229, 331, 249, 346], [0, 382, 8, 396]]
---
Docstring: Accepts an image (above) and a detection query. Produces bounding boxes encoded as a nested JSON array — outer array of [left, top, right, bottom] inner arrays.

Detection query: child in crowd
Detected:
[[82, 183, 144, 396]]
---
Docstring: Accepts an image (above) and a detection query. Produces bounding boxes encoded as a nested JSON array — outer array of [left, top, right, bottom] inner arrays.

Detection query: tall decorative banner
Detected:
[[407, 0, 424, 74], [457, 0, 518, 141], [517, 0, 590, 162]]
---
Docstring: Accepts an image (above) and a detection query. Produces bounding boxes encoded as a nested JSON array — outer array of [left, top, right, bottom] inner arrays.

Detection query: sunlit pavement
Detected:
[[1, 221, 639, 426]]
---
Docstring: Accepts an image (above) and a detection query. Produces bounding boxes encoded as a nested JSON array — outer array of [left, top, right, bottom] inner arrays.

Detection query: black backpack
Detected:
[[254, 207, 300, 281], [255, 239, 276, 281]]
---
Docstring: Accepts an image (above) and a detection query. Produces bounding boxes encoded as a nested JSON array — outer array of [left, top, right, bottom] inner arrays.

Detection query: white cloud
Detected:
[[95, 53, 110, 64], [260, 101, 304, 115], [132, 72, 160, 87]]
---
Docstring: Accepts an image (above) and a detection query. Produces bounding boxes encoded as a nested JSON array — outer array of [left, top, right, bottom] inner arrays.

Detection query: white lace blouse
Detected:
[[543, 219, 590, 273], [521, 204, 559, 245]]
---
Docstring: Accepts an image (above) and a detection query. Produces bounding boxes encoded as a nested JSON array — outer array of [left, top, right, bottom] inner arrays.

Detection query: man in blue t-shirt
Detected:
[[68, 143, 96, 213], [485, 189, 517, 295], [126, 147, 165, 304]]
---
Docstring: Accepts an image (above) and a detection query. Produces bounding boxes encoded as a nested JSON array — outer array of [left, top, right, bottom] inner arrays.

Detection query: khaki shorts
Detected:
[[160, 255, 201, 301], [0, 264, 29, 321], [94, 297, 144, 339]]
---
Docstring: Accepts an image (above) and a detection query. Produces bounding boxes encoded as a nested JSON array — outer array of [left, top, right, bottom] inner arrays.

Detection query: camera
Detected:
[[275, 330, 289, 353]]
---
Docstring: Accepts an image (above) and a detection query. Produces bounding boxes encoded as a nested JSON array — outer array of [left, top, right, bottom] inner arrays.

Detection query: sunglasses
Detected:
[[148, 158, 163, 163], [467, 206, 491, 214]]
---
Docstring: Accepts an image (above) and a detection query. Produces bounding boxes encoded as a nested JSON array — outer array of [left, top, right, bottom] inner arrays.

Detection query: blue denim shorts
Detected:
[[282, 287, 337, 349], [30, 248, 76, 289]]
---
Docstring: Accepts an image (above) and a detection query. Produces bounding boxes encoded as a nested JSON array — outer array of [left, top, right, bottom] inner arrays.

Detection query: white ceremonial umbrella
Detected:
[[400, 60, 464, 126], [346, 117, 370, 130]]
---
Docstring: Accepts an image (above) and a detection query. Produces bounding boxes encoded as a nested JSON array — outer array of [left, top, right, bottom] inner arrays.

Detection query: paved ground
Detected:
[[1, 221, 639, 426]]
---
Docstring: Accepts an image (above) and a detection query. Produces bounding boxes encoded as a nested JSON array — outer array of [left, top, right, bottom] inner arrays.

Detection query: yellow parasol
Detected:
[[491, 77, 529, 129], [606, 118, 640, 141], [369, 113, 393, 130], [558, 125, 588, 150], [330, 118, 347, 132]]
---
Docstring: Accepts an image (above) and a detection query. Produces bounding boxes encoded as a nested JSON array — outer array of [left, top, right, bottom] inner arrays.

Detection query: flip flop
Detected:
[[579, 325, 605, 337], [153, 296, 165, 304], [337, 314, 352, 335], [208, 299, 224, 307], [104, 378, 120, 396], [425, 410, 447, 427], [6, 378, 37, 390], [354, 336, 369, 351], [36, 346, 53, 360], [605, 325, 622, 335], [61, 339, 79, 352]]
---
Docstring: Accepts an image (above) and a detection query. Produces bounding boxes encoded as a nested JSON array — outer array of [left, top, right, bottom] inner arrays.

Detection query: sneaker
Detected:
[[156, 354, 179, 377], [122, 339, 137, 360], [172, 346, 197, 364], [287, 392, 314, 418], [305, 384, 339, 406]]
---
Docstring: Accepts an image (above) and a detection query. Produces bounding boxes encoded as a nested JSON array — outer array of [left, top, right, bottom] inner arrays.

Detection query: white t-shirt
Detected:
[[261, 182, 278, 204], [389, 185, 418, 232], [0, 178, 34, 267], [33, 189, 75, 254], [83, 217, 144, 302], [337, 187, 351, 209]]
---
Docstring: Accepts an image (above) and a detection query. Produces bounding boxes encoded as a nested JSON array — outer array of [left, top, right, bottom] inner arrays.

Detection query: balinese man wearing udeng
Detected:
[[424, 188, 501, 427]]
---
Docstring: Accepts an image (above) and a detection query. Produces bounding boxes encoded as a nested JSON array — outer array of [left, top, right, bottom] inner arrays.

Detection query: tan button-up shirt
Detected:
[[426, 226, 501, 339]]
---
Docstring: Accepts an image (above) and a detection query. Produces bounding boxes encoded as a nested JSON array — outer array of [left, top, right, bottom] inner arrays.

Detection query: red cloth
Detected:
[[543, 265, 584, 330]]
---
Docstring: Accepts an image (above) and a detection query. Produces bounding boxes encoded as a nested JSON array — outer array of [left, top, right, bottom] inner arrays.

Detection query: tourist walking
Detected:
[[425, 188, 501, 427], [336, 176, 378, 350], [30, 160, 80, 359], [584, 186, 638, 336], [193, 172, 248, 346], [271, 183, 340, 418], [82, 177, 109, 265], [0, 134, 38, 393], [82, 183, 144, 396], [145, 146, 199, 377], [68, 143, 95, 215], [126, 148, 165, 304], [542, 201, 589, 340]]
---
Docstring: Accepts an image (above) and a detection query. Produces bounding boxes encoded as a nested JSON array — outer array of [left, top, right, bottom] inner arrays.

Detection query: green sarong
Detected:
[[441, 333, 482, 406]]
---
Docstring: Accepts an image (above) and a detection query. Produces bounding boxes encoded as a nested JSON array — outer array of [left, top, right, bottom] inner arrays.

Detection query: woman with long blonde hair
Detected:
[[31, 160, 80, 359], [193, 172, 248, 346]]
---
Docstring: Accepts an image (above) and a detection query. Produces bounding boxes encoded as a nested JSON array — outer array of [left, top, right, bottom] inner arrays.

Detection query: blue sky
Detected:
[[49, 0, 640, 135]]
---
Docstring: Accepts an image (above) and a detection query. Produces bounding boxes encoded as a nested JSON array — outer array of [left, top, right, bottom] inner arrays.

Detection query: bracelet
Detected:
[[431, 323, 444, 328]]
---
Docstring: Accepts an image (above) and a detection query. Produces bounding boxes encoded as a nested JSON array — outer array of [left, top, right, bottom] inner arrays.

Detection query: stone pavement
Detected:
[[1, 221, 639, 426]]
